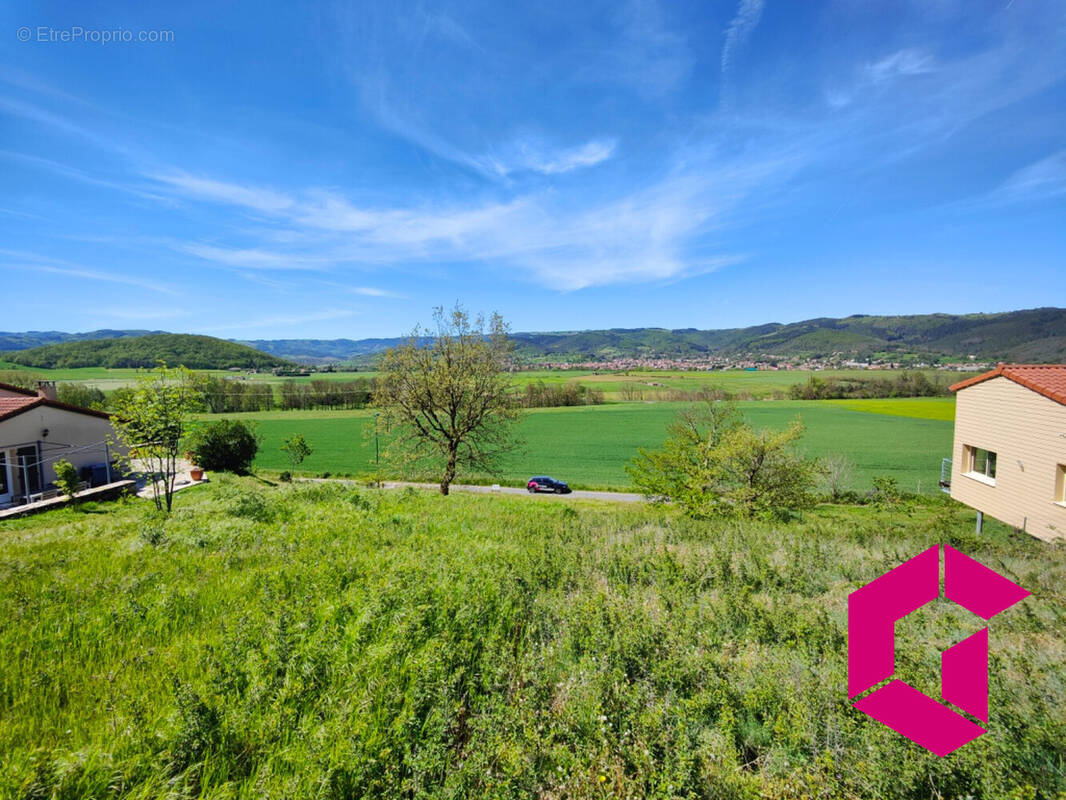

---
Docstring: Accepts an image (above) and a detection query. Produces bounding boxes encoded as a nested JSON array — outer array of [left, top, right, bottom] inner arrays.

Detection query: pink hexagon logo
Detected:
[[848, 545, 1029, 756]]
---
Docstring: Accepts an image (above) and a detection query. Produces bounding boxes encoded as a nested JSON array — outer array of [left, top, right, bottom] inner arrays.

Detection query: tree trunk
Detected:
[[440, 448, 457, 495]]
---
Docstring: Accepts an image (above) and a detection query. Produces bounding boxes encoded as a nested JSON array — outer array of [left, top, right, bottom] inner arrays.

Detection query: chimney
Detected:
[[36, 380, 58, 401]]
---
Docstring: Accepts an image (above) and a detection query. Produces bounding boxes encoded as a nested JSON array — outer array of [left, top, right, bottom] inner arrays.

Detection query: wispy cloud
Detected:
[[148, 171, 293, 213], [200, 308, 356, 332], [482, 138, 618, 176], [863, 49, 935, 84], [146, 151, 777, 290], [96, 307, 192, 321], [721, 0, 765, 73], [980, 150, 1066, 206], [606, 0, 693, 96], [0, 150, 169, 201], [4, 256, 181, 296], [349, 286, 403, 298]]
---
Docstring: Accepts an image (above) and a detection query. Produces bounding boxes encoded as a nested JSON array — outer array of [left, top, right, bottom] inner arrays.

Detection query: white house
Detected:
[[0, 381, 120, 508]]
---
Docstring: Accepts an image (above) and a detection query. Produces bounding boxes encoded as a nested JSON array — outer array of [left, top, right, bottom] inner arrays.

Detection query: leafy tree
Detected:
[[57, 383, 107, 410], [111, 365, 204, 513], [627, 400, 824, 519], [53, 459, 81, 503], [374, 305, 519, 495], [280, 434, 312, 476], [186, 419, 261, 474], [0, 370, 42, 391]]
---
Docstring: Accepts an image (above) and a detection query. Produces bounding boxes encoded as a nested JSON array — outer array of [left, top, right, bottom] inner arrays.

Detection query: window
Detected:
[[1056, 464, 1066, 506], [964, 445, 997, 485]]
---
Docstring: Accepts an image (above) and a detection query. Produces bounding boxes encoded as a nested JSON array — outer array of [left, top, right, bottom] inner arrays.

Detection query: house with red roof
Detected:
[[949, 364, 1066, 542], [0, 381, 120, 508]]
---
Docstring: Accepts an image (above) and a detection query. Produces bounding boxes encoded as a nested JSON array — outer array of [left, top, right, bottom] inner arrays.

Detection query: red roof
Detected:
[[0, 396, 39, 420], [0, 396, 112, 423], [0, 382, 38, 397], [950, 364, 1066, 407]]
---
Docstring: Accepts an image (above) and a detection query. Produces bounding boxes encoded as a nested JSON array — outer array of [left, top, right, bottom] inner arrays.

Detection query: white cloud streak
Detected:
[[146, 154, 775, 290], [148, 171, 294, 213], [721, 0, 765, 73], [200, 309, 356, 332], [863, 49, 935, 84], [980, 150, 1066, 206], [12, 260, 180, 296]]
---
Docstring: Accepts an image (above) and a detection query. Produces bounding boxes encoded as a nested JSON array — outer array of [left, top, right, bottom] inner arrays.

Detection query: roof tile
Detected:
[[950, 364, 1066, 406], [0, 396, 41, 421]]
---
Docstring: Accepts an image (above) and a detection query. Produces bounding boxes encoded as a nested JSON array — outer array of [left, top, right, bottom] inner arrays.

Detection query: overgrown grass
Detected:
[[1, 480, 1063, 799]]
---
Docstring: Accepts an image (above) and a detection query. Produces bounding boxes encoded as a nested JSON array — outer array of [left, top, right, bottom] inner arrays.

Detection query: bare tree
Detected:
[[822, 453, 854, 501], [374, 305, 519, 495]]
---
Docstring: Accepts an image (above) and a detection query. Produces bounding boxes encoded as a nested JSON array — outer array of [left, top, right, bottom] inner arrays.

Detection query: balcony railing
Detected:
[[939, 458, 952, 493]]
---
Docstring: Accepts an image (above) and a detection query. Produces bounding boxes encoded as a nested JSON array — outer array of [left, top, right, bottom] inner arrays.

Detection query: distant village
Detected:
[[523, 355, 992, 372], [263, 354, 993, 375]]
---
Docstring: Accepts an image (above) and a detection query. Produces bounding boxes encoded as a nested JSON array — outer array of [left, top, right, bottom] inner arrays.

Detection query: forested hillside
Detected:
[[2, 333, 291, 370]]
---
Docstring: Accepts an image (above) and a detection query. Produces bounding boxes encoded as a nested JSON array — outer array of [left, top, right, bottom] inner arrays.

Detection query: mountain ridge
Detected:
[[1, 308, 1063, 366]]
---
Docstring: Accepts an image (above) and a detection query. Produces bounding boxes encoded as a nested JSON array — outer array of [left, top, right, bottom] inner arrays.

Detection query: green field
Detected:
[[0, 363, 968, 400], [209, 400, 954, 493], [1, 480, 1061, 798], [825, 397, 957, 421]]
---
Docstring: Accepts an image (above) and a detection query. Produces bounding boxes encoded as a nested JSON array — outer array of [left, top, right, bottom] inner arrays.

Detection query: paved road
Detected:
[[381, 481, 645, 503]]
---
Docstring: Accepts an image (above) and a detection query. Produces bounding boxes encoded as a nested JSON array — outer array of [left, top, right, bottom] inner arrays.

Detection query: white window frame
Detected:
[[963, 445, 997, 486]]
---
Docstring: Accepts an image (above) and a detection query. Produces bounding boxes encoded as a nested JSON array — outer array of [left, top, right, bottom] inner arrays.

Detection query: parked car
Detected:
[[527, 476, 571, 494]]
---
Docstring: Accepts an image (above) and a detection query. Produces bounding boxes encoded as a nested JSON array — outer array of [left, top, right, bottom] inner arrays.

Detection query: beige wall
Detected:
[[951, 376, 1066, 541], [0, 405, 119, 493]]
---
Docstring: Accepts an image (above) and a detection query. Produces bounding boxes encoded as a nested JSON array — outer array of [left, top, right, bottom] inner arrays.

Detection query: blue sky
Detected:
[[1, 0, 1063, 339]]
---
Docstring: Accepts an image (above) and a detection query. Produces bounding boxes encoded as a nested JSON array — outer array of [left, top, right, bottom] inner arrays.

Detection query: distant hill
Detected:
[[2, 333, 292, 370], [2, 308, 1063, 367], [239, 337, 417, 365], [0, 329, 160, 352], [246, 308, 1066, 364]]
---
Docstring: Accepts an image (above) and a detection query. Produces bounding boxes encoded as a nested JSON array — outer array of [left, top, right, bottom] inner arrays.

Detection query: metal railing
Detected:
[[1, 439, 116, 505], [939, 458, 952, 493]]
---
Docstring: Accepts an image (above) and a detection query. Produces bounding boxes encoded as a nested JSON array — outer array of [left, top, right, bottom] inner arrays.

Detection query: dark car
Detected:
[[527, 476, 571, 494]]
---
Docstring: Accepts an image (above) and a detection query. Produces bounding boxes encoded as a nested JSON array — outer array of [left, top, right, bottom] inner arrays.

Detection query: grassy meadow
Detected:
[[0, 479, 1062, 799], [0, 362, 968, 401], [209, 400, 956, 493]]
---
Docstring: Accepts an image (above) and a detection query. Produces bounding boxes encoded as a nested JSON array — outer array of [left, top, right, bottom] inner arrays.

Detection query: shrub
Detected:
[[279, 470, 292, 483], [224, 490, 274, 522], [627, 400, 825, 519], [186, 419, 260, 474], [53, 459, 81, 501], [139, 514, 167, 546], [872, 475, 901, 504], [56, 383, 107, 410]]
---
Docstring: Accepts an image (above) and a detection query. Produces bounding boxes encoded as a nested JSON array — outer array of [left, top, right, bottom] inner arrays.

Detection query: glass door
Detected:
[[16, 447, 41, 499], [0, 451, 11, 505]]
